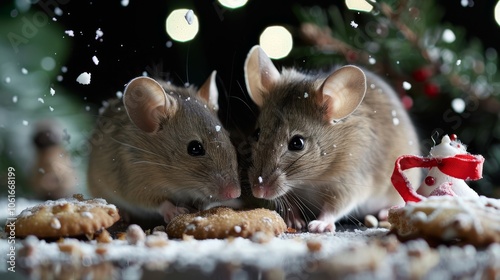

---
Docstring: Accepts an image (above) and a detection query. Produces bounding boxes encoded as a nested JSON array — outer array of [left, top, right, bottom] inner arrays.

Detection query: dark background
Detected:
[[20, 0, 500, 133]]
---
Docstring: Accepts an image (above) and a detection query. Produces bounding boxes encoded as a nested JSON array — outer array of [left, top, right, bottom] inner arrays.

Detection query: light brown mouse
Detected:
[[87, 71, 241, 223], [243, 46, 421, 232]]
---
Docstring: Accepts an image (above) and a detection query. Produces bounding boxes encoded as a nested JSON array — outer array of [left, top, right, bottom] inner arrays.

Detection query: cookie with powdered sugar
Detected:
[[166, 206, 287, 240], [388, 196, 500, 247], [6, 194, 120, 238]]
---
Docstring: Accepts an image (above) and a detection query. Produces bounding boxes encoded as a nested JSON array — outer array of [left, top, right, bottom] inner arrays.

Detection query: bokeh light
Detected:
[[495, 0, 500, 27], [218, 0, 248, 9], [165, 9, 199, 42], [345, 0, 373, 13], [259, 26, 293, 59]]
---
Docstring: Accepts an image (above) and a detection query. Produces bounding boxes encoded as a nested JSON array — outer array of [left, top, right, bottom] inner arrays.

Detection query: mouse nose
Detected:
[[219, 182, 241, 199], [252, 174, 270, 198], [252, 182, 275, 199]]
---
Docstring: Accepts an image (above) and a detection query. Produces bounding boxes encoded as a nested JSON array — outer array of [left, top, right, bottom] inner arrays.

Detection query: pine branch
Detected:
[[296, 2, 500, 112]]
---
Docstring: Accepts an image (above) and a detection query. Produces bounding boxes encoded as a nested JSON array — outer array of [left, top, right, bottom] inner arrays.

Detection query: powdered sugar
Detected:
[[3, 197, 499, 277], [13, 197, 116, 218], [2, 228, 498, 278]]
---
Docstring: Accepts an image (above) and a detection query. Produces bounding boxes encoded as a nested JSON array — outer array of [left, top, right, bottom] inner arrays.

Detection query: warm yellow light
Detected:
[[218, 0, 248, 9], [165, 9, 199, 42], [345, 0, 373, 12], [259, 26, 293, 60], [495, 0, 500, 27]]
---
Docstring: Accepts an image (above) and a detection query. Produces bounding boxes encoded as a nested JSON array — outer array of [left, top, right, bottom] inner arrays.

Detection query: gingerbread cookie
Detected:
[[166, 207, 287, 239], [7, 194, 120, 238], [388, 196, 500, 247]]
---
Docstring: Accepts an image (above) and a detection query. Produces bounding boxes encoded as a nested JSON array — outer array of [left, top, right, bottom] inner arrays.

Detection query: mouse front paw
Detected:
[[281, 204, 307, 231], [285, 217, 307, 231], [158, 200, 189, 223], [308, 220, 336, 233]]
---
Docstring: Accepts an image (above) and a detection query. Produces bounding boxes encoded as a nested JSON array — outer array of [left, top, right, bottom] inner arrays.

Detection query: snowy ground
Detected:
[[1, 199, 499, 280]]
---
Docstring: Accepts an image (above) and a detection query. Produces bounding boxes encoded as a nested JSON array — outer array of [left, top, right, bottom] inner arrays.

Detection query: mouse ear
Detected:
[[123, 76, 178, 133], [317, 66, 366, 123], [244, 45, 281, 107], [197, 70, 219, 112]]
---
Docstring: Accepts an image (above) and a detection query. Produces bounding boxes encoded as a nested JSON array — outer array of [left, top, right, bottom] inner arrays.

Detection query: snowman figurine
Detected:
[[416, 134, 480, 198], [391, 134, 484, 203]]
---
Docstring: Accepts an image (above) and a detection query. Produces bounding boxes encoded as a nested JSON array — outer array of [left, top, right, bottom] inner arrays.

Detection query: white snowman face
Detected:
[[429, 134, 467, 158]]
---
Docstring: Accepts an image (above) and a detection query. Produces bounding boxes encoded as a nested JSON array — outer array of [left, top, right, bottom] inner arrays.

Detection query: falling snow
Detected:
[[402, 81, 412, 90], [121, 0, 129, 7], [95, 28, 104, 40], [185, 10, 194, 25], [12, 96, 17, 103], [350, 21, 358, 28], [49, 106, 54, 112], [258, 176, 263, 184], [76, 72, 91, 85], [215, 125, 221, 132], [442, 29, 456, 43], [21, 68, 28, 74], [393, 118, 400, 126], [65, 30, 74, 37], [461, 0, 473, 7], [50, 88, 55, 96], [368, 57, 376, 64], [92, 55, 99, 65], [304, 92, 309, 98], [54, 7, 63, 16], [5, 77, 11, 83], [37, 98, 44, 104], [22, 120, 28, 126], [116, 91, 123, 98]]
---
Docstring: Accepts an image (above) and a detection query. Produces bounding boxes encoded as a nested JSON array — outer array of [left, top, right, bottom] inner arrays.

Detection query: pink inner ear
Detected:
[[198, 71, 219, 111], [318, 66, 366, 123], [244, 45, 281, 107], [123, 77, 173, 133]]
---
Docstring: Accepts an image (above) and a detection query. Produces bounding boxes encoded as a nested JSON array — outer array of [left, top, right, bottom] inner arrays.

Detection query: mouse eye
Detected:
[[288, 135, 305, 151], [252, 128, 260, 142], [187, 140, 205, 156]]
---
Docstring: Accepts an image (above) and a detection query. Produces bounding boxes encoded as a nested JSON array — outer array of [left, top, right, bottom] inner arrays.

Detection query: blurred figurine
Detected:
[[391, 134, 484, 203], [30, 120, 77, 200]]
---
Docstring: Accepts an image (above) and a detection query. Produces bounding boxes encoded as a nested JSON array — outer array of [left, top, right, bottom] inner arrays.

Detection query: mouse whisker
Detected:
[[111, 137, 159, 156], [280, 152, 308, 174], [285, 192, 316, 223], [343, 214, 364, 230], [132, 160, 173, 168]]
